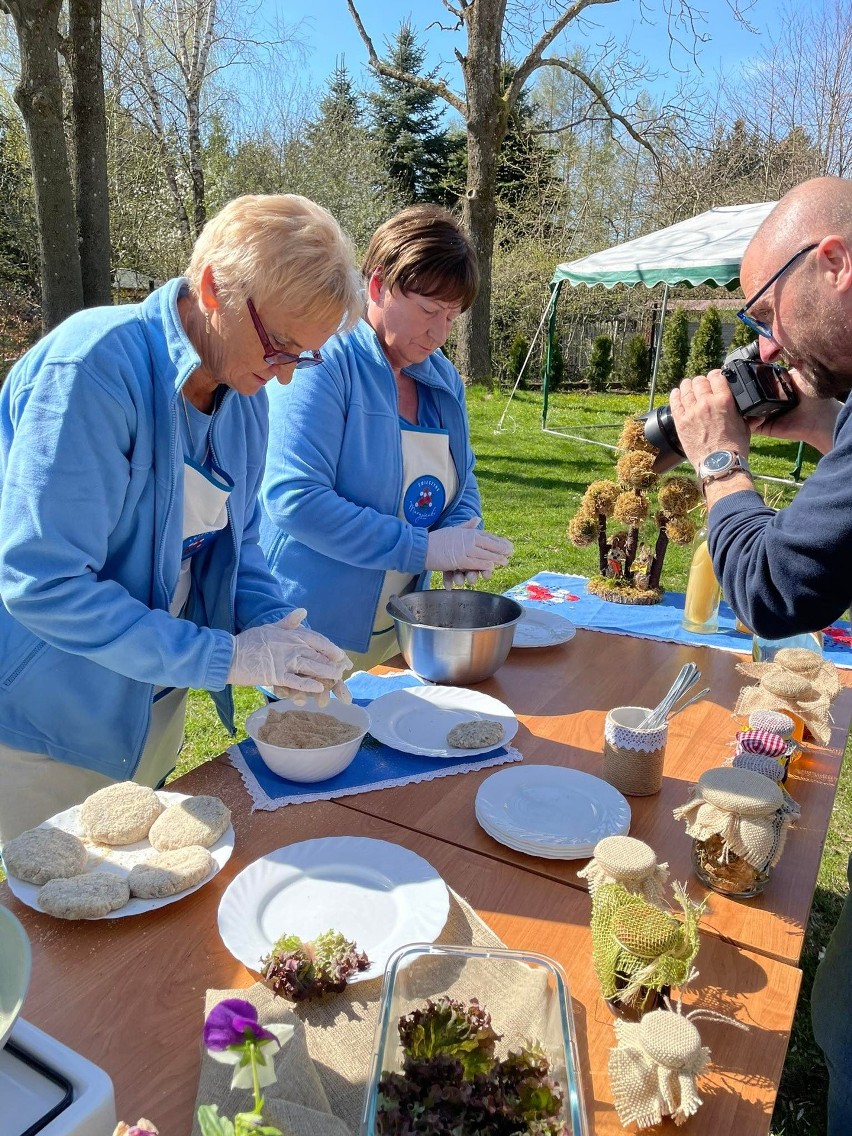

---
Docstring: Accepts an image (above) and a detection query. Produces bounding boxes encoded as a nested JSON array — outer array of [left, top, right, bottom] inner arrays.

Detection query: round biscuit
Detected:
[[128, 845, 214, 899], [37, 871, 130, 920], [447, 718, 504, 749], [80, 783, 164, 845], [2, 826, 88, 886], [148, 795, 231, 851]]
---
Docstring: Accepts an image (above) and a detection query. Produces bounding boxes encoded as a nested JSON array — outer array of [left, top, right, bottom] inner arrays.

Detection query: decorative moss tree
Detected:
[[567, 417, 703, 604]]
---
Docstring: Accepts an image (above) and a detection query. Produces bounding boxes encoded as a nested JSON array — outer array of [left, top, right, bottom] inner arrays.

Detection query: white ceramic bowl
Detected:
[[244, 697, 370, 783]]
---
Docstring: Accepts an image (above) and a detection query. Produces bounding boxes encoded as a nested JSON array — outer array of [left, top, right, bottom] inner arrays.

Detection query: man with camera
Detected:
[[669, 175, 852, 1135]]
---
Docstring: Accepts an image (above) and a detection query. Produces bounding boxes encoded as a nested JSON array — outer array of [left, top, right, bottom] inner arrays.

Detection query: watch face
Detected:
[[703, 451, 735, 473]]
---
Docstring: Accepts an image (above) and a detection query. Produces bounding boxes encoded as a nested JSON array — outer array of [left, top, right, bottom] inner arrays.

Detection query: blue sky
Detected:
[[258, 0, 787, 101]]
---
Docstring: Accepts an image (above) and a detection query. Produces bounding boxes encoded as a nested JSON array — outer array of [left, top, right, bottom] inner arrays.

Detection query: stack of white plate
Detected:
[[475, 765, 631, 859]]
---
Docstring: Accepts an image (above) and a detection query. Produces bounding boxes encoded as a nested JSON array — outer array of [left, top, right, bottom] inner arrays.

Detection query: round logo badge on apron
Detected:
[[403, 474, 446, 526]]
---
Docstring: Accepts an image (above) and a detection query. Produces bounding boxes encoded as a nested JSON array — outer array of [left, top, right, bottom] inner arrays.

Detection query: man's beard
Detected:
[[797, 355, 852, 400]]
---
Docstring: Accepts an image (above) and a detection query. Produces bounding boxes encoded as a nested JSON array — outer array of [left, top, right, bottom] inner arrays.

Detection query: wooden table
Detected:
[[5, 761, 802, 1136], [343, 631, 852, 966], [4, 628, 850, 1134]]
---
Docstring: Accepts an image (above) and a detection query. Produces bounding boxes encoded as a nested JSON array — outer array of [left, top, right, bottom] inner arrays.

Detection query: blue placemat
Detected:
[[505, 571, 852, 667], [229, 669, 522, 810]]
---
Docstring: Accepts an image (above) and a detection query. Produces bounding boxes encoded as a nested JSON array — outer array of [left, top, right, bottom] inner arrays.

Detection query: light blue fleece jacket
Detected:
[[0, 279, 290, 777], [259, 319, 482, 653]]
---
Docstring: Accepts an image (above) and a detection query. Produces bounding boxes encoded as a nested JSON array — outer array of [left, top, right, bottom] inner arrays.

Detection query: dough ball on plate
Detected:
[[80, 783, 164, 845], [37, 871, 130, 919], [2, 826, 88, 886], [128, 845, 215, 899], [148, 795, 231, 851], [447, 718, 504, 750]]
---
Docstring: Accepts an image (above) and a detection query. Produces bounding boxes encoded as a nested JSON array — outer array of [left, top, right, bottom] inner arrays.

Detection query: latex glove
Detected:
[[228, 608, 352, 700], [442, 570, 480, 589], [269, 609, 353, 706], [425, 517, 513, 574]]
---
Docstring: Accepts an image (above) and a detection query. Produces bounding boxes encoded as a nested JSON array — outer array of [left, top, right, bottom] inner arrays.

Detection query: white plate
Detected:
[[475, 766, 630, 851], [0, 907, 30, 1048], [366, 685, 518, 758], [217, 836, 449, 983], [5, 791, 234, 920], [512, 607, 577, 649], [475, 808, 597, 860]]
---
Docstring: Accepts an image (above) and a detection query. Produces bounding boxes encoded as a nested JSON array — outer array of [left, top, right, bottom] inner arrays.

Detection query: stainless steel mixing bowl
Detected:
[[387, 590, 523, 684]]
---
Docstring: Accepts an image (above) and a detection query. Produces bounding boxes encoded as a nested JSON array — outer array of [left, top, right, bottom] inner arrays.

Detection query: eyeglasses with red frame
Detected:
[[246, 297, 323, 368]]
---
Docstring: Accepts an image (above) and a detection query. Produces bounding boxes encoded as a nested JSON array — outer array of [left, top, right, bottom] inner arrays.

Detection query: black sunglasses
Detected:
[[737, 242, 819, 339]]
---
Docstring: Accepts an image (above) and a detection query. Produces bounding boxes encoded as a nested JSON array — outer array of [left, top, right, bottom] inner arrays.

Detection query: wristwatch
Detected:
[[696, 450, 751, 495]]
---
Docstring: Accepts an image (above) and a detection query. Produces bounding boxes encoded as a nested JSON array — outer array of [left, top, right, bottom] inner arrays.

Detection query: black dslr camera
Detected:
[[640, 340, 799, 473]]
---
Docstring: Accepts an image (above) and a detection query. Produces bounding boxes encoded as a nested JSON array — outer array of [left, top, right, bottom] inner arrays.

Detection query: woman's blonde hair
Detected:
[[186, 194, 363, 331], [362, 204, 479, 312]]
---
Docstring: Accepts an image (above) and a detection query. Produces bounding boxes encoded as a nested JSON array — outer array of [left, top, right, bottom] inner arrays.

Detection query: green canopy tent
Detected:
[[543, 201, 778, 426]]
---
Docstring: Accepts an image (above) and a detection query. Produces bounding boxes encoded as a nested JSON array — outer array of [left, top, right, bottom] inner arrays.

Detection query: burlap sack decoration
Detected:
[[735, 650, 839, 745], [578, 835, 669, 904], [590, 882, 703, 1004], [673, 767, 793, 871], [738, 647, 840, 697]]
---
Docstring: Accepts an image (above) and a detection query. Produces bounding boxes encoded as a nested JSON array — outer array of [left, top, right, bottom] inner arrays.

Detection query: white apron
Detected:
[[352, 422, 458, 671]]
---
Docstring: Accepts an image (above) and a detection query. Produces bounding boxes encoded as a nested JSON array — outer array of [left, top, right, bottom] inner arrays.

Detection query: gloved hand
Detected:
[[271, 608, 353, 707], [228, 608, 353, 704], [426, 517, 513, 576]]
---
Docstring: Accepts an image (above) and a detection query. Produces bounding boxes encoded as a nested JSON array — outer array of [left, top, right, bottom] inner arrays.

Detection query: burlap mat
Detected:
[[192, 890, 507, 1135]]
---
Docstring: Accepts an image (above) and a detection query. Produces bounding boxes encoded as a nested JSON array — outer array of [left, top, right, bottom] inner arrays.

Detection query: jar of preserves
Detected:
[[674, 767, 794, 899]]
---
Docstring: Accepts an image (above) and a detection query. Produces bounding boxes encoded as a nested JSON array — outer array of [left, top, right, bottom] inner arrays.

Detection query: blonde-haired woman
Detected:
[[0, 194, 361, 843]]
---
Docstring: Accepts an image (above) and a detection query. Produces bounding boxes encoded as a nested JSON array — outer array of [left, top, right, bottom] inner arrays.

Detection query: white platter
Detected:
[[475, 766, 630, 853], [512, 607, 577, 649], [217, 836, 449, 983], [476, 807, 595, 860], [5, 791, 234, 920], [366, 685, 518, 758]]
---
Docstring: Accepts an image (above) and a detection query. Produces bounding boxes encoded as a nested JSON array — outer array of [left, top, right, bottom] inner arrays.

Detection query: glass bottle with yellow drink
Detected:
[[682, 527, 721, 634]]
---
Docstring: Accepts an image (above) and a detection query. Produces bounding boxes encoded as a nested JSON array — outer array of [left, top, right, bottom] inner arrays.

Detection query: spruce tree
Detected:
[[619, 333, 650, 392], [686, 305, 725, 377], [729, 316, 758, 351], [586, 335, 613, 392], [367, 23, 451, 204], [656, 307, 690, 392]]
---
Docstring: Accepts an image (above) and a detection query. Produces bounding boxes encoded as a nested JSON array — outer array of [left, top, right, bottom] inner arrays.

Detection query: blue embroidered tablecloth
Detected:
[[229, 669, 522, 810], [505, 571, 852, 668]]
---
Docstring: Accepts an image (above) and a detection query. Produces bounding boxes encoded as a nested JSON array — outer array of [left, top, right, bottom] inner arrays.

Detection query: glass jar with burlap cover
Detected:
[[674, 766, 795, 897], [729, 751, 801, 813], [609, 1009, 709, 1128], [578, 835, 669, 905], [590, 882, 703, 1017], [735, 648, 840, 746]]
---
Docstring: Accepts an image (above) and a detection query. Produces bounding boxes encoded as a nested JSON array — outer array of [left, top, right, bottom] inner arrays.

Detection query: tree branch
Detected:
[[345, 0, 466, 115], [509, 0, 618, 100], [537, 56, 659, 162]]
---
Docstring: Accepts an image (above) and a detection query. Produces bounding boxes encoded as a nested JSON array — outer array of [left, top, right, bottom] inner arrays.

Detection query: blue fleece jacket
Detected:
[[708, 398, 852, 636], [259, 319, 482, 652], [0, 279, 290, 777]]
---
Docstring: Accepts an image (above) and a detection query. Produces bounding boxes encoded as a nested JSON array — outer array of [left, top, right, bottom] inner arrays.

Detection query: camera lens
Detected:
[[639, 406, 687, 473]]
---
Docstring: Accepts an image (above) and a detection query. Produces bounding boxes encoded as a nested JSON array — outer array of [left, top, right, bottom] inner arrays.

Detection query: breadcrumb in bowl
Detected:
[[245, 697, 370, 783]]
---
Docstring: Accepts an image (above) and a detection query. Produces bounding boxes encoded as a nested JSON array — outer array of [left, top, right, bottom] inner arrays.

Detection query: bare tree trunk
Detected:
[[457, 0, 507, 386], [65, 0, 112, 307], [3, 0, 83, 330]]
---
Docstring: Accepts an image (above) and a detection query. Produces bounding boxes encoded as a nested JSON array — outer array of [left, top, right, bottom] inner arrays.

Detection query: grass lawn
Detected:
[[176, 385, 842, 1135]]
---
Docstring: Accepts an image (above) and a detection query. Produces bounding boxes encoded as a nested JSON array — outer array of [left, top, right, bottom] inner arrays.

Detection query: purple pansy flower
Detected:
[[203, 999, 278, 1051]]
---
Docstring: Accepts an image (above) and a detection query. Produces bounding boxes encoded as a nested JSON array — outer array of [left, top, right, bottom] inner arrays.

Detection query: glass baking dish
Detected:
[[360, 942, 589, 1136]]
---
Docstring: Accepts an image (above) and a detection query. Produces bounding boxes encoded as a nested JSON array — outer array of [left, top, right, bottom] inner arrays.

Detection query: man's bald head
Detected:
[[751, 177, 852, 264]]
